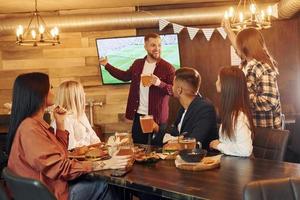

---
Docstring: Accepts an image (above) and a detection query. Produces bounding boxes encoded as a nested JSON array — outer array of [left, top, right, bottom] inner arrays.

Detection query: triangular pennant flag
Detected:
[[271, 3, 279, 19], [217, 27, 227, 39], [172, 23, 184, 34], [159, 19, 170, 31], [202, 28, 215, 41], [230, 45, 241, 66], [187, 27, 199, 40]]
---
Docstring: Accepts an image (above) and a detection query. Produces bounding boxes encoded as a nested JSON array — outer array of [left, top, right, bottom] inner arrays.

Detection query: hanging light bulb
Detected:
[[50, 29, 55, 38], [16, 25, 24, 36], [39, 25, 45, 34], [228, 7, 234, 20], [267, 6, 273, 16], [250, 4, 256, 14], [53, 27, 59, 36], [267, 6, 273, 21], [31, 30, 37, 39], [239, 12, 244, 23], [224, 11, 229, 20], [261, 10, 265, 21]]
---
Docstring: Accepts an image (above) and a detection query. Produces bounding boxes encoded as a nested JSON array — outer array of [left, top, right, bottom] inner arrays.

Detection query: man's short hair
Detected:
[[175, 67, 201, 93], [144, 33, 160, 42]]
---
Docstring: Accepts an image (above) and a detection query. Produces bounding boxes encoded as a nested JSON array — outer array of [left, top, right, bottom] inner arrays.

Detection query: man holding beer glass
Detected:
[[164, 67, 218, 150], [99, 33, 175, 146]]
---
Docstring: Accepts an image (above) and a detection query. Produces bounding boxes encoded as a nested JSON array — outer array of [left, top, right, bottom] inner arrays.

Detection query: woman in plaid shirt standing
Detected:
[[235, 28, 282, 129], [224, 22, 282, 129]]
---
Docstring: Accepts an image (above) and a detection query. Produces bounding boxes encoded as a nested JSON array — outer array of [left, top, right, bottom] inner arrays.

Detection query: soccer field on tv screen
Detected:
[[96, 34, 181, 84]]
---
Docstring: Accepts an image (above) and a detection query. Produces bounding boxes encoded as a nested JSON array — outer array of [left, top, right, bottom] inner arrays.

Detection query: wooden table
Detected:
[[90, 155, 300, 200]]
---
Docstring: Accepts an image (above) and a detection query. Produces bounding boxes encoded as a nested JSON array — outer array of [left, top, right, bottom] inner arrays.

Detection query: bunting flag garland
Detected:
[[217, 27, 227, 39], [159, 19, 170, 31], [154, 2, 277, 41], [202, 28, 215, 41], [172, 23, 185, 34], [187, 27, 199, 40], [230, 45, 241, 66]]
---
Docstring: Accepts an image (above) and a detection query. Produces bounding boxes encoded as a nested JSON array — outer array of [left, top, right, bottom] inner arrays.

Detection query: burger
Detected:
[[70, 145, 89, 156], [85, 148, 107, 160], [163, 142, 181, 154]]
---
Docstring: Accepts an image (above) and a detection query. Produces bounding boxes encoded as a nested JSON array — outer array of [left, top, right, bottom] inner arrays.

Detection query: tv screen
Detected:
[[96, 34, 181, 84]]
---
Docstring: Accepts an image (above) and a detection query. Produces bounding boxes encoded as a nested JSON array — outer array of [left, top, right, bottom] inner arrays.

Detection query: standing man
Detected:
[[99, 33, 175, 146]]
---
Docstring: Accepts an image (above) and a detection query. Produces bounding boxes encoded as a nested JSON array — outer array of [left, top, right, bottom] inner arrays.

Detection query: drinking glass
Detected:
[[140, 115, 154, 152], [141, 74, 152, 87], [116, 144, 135, 168], [179, 137, 197, 150]]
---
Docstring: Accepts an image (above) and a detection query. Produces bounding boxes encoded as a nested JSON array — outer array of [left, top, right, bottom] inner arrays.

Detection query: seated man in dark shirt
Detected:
[[164, 67, 218, 150]]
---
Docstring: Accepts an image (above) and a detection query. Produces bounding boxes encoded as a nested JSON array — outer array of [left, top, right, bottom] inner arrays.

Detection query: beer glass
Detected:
[[141, 74, 152, 87], [140, 115, 154, 152]]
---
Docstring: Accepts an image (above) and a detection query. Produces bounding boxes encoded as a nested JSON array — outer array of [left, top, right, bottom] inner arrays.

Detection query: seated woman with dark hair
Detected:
[[210, 67, 254, 157], [6, 72, 131, 200]]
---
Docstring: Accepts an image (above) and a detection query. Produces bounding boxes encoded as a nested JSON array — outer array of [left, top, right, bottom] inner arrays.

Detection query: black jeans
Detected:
[[131, 113, 166, 147]]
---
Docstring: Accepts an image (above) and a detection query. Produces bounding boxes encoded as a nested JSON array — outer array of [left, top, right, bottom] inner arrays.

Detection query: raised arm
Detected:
[[222, 19, 238, 50], [99, 56, 133, 81]]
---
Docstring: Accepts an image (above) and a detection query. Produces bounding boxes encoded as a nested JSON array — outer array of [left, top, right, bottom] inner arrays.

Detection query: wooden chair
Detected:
[[2, 167, 56, 200], [253, 127, 289, 161], [244, 177, 300, 200], [0, 183, 9, 200]]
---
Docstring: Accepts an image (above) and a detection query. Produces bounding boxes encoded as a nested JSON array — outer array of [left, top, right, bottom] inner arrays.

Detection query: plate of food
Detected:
[[68, 145, 110, 161], [134, 152, 160, 163]]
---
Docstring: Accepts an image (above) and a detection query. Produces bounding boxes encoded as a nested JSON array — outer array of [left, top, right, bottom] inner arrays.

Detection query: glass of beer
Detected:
[[140, 115, 154, 152], [116, 144, 134, 168], [141, 74, 152, 87], [115, 132, 132, 145], [179, 137, 197, 150], [140, 115, 154, 133]]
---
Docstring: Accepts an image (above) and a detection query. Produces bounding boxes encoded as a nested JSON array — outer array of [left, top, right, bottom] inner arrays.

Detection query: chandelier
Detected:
[[224, 0, 273, 32], [16, 0, 60, 46]]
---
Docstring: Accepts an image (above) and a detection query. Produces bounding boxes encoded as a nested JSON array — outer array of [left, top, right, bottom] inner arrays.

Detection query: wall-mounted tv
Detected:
[[96, 34, 181, 84]]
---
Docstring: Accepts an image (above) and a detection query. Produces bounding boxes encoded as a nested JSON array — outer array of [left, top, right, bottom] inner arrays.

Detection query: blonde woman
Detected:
[[52, 80, 100, 150]]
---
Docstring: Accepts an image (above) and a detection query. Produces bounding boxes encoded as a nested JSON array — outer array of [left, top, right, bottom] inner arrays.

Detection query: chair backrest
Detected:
[[2, 167, 56, 200], [0, 183, 9, 200], [289, 115, 300, 156], [253, 127, 289, 161], [244, 177, 300, 200]]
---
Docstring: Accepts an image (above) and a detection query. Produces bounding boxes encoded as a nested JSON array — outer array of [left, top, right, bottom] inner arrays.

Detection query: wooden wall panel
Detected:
[[0, 29, 136, 134], [2, 49, 43, 60], [2, 58, 86, 70], [43, 48, 97, 58]]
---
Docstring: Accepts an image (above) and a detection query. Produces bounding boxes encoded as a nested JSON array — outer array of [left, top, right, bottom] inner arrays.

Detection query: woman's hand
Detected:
[[209, 139, 221, 150], [221, 18, 231, 32], [53, 106, 67, 131]]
